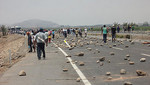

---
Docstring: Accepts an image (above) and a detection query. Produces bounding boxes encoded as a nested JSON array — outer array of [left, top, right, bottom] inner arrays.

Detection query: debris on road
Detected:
[[140, 58, 146, 62], [76, 52, 84, 56], [79, 62, 85, 66], [136, 70, 147, 76], [106, 72, 111, 76], [63, 69, 68, 72], [129, 61, 135, 65], [120, 69, 127, 75], [99, 57, 105, 61], [107, 76, 112, 80], [124, 81, 132, 85], [18, 70, 26, 76], [76, 77, 81, 82], [110, 52, 115, 55]]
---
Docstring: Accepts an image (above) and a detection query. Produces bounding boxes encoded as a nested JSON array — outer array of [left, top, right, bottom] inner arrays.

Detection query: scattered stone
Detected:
[[107, 60, 111, 63], [120, 69, 126, 75], [93, 76, 96, 79], [66, 55, 71, 57], [124, 57, 128, 60], [107, 76, 112, 80], [63, 69, 68, 72], [96, 60, 100, 63], [125, 45, 129, 48], [136, 70, 147, 76], [100, 44, 103, 46], [106, 72, 111, 76], [109, 45, 112, 48], [75, 61, 78, 63], [131, 41, 134, 45], [66, 60, 70, 63], [129, 61, 134, 65], [124, 82, 132, 85], [76, 77, 81, 82], [99, 57, 105, 61], [79, 62, 85, 66], [110, 52, 115, 55], [140, 58, 146, 62], [126, 54, 130, 57], [69, 47, 74, 50], [87, 48, 92, 51], [19, 70, 26, 76], [77, 52, 84, 56], [100, 62, 104, 66], [113, 44, 117, 47]]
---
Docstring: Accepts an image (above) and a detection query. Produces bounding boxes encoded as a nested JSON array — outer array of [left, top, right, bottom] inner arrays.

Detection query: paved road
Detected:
[[0, 35, 150, 85]]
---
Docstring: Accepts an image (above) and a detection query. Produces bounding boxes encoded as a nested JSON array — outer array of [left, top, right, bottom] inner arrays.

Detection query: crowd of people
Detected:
[[26, 25, 135, 60]]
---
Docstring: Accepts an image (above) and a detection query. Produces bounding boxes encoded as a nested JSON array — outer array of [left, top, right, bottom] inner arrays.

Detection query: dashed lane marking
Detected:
[[141, 53, 150, 57], [112, 47, 124, 50], [52, 42, 92, 85]]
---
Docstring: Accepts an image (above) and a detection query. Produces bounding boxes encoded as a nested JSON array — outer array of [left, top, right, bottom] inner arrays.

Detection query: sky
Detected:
[[0, 0, 150, 26]]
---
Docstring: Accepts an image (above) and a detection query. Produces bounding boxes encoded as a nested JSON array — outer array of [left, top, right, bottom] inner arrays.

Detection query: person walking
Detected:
[[111, 25, 116, 42], [75, 28, 78, 37], [34, 28, 48, 60], [84, 27, 87, 37], [52, 30, 55, 40], [102, 25, 109, 43], [27, 32, 33, 52]]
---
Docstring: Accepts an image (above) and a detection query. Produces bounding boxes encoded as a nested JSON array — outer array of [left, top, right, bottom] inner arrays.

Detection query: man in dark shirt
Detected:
[[111, 25, 116, 42]]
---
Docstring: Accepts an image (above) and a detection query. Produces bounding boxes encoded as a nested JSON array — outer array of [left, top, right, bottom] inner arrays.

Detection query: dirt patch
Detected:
[[0, 34, 27, 77]]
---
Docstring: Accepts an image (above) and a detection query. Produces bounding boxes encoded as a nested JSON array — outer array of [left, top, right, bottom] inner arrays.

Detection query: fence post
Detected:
[[8, 49, 11, 65]]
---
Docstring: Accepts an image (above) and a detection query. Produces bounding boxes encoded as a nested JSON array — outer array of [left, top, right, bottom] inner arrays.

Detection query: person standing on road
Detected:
[[75, 28, 78, 37], [34, 28, 48, 60], [102, 25, 109, 43], [111, 25, 117, 42], [52, 30, 55, 40], [84, 27, 88, 37], [27, 32, 33, 52], [117, 26, 120, 33]]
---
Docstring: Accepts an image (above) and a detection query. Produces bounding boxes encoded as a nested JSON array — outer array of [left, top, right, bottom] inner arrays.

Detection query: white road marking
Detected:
[[64, 40, 71, 48], [141, 53, 150, 57], [52, 42, 92, 85], [112, 47, 124, 50]]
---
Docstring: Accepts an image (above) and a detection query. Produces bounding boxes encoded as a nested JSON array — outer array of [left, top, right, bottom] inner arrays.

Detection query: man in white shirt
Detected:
[[34, 28, 48, 60]]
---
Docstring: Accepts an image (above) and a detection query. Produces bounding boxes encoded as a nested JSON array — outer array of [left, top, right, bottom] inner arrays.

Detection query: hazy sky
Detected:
[[0, 0, 150, 26]]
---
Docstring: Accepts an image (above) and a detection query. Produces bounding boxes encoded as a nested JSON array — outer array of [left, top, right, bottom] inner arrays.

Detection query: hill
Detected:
[[12, 19, 60, 28]]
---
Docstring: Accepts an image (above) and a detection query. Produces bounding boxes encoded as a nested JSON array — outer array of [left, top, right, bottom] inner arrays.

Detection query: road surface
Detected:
[[0, 35, 150, 85]]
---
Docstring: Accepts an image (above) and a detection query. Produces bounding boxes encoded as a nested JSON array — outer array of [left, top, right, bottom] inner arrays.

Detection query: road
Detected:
[[0, 34, 150, 85]]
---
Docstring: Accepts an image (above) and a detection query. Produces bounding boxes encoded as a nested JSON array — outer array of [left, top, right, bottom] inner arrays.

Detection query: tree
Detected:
[[1, 25, 7, 36]]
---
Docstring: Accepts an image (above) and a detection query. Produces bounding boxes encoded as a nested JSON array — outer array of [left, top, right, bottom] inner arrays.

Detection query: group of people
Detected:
[[58, 28, 88, 38], [101, 25, 118, 43], [27, 28, 55, 60]]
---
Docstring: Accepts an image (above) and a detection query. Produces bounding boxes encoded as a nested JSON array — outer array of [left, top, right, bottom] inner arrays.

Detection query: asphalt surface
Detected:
[[0, 34, 150, 85]]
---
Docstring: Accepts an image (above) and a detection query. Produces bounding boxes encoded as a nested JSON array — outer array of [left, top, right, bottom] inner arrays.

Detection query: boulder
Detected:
[[76, 78, 81, 82], [100, 62, 104, 66], [96, 60, 100, 63], [140, 58, 146, 62], [113, 44, 117, 47], [79, 62, 85, 66], [126, 54, 130, 57], [99, 57, 105, 61], [107, 76, 112, 80], [76, 52, 84, 56], [129, 61, 134, 65], [66, 55, 71, 57], [63, 69, 68, 72], [18, 70, 26, 76], [120, 69, 126, 75], [124, 82, 132, 85], [136, 70, 146, 76], [125, 45, 129, 48], [106, 72, 111, 76], [87, 48, 92, 51], [110, 52, 115, 55]]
